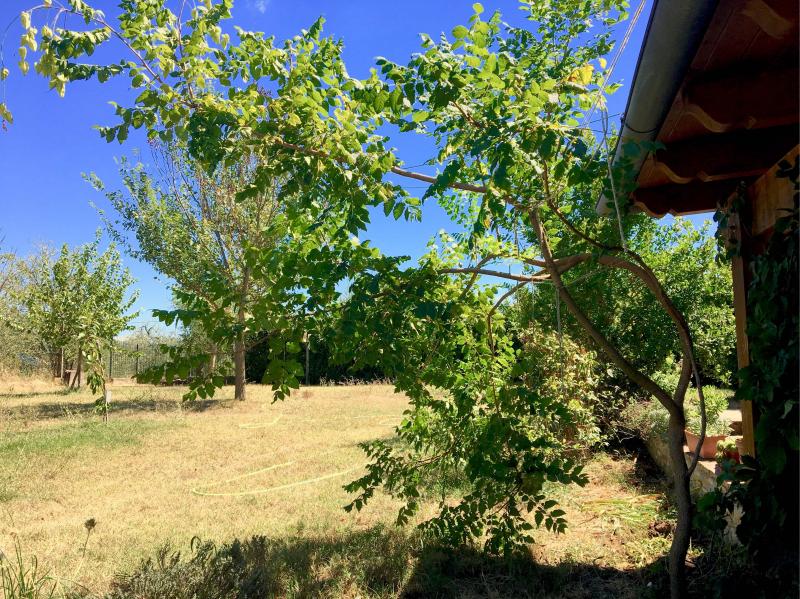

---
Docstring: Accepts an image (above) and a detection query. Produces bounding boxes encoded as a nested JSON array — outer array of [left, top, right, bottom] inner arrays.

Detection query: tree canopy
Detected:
[[5, 2, 719, 595], [16, 235, 138, 390]]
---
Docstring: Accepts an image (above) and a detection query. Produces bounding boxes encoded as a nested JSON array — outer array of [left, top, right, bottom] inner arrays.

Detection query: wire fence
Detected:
[[98, 342, 199, 380]]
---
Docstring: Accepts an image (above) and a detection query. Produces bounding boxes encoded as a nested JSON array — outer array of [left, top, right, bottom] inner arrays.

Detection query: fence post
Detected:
[[109, 345, 114, 380], [305, 333, 310, 386], [135, 343, 140, 378]]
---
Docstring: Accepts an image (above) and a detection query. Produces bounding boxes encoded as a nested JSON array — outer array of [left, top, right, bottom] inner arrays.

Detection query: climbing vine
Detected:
[[697, 157, 799, 586]]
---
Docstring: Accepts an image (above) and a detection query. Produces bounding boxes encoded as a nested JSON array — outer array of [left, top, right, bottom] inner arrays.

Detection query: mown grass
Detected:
[[0, 420, 167, 459], [0, 382, 719, 598]]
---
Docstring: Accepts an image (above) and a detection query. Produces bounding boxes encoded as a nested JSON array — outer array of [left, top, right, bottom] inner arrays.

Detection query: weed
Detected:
[[0, 538, 57, 599]]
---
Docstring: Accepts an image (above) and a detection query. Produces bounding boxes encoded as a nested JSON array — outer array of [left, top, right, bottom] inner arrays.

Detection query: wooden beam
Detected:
[[680, 65, 799, 134], [730, 211, 756, 457], [632, 179, 746, 217], [651, 126, 798, 185], [727, 146, 799, 458]]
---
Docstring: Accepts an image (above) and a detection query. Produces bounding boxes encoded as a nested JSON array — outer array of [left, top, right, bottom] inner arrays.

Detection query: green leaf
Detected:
[[0, 102, 13, 124], [452, 25, 469, 39]]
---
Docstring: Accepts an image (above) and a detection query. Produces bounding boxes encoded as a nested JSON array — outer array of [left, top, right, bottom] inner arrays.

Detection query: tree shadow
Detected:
[[0, 397, 219, 420], [104, 526, 672, 599], [0, 389, 73, 399]]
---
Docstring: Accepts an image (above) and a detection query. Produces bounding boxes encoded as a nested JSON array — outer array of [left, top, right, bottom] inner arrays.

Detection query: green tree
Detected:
[[513, 217, 736, 386], [19, 235, 138, 391], [0, 242, 46, 375], [7, 2, 713, 595], [91, 143, 295, 400]]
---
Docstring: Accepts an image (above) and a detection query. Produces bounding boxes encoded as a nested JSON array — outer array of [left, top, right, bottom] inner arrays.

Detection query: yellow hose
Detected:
[[238, 414, 283, 430], [193, 412, 400, 498]]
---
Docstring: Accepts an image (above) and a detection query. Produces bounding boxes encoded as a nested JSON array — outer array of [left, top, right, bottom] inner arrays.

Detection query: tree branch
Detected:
[[440, 267, 548, 283]]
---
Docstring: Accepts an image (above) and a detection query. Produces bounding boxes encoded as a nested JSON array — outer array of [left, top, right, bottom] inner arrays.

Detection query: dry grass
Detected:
[[1, 384, 412, 594], [0, 383, 677, 598]]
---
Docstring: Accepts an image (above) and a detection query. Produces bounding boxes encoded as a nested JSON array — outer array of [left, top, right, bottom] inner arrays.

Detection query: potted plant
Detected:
[[715, 437, 740, 464], [684, 388, 731, 459]]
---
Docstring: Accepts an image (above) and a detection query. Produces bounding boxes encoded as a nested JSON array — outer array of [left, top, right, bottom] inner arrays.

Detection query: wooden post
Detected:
[[305, 332, 310, 386], [135, 343, 140, 377], [728, 145, 798, 457], [731, 240, 755, 457]]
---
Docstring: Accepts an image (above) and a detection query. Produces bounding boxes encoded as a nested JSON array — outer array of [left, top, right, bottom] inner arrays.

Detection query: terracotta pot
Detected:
[[719, 449, 740, 464], [685, 430, 727, 459]]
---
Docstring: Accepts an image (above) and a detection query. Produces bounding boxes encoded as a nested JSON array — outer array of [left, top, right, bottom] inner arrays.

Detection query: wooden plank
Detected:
[[751, 145, 799, 235], [731, 242, 755, 457], [729, 145, 799, 457]]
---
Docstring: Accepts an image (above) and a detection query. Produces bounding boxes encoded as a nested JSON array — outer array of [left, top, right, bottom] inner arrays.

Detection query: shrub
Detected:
[[518, 323, 603, 452], [622, 386, 734, 440], [684, 387, 733, 436]]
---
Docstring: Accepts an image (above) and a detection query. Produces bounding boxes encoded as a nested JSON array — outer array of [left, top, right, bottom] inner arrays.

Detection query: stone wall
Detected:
[[644, 432, 742, 543]]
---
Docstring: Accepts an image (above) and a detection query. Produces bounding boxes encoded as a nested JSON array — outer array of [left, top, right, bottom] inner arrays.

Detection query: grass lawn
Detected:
[[0, 381, 681, 598]]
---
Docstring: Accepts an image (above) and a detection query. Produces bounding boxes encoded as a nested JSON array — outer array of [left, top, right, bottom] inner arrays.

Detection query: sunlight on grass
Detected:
[[0, 419, 169, 458]]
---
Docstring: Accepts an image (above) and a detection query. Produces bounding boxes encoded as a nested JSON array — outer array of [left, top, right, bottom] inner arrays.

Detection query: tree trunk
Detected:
[[234, 334, 246, 401], [667, 411, 691, 599], [233, 267, 250, 401], [71, 346, 83, 390], [208, 343, 218, 374], [526, 204, 695, 598]]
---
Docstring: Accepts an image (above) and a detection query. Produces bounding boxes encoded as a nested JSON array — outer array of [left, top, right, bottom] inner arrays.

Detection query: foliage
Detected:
[[334, 253, 588, 554], [516, 218, 736, 386], [90, 144, 298, 399], [15, 235, 138, 391], [0, 247, 47, 376], [517, 322, 603, 450], [244, 327, 388, 385], [621, 385, 733, 440], [8, 1, 711, 591], [103, 524, 664, 599], [697, 159, 799, 585], [621, 399, 670, 440], [683, 387, 731, 437]]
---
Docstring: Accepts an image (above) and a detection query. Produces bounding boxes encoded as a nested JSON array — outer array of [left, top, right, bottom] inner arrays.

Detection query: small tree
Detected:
[[91, 144, 291, 400], [19, 235, 138, 391]]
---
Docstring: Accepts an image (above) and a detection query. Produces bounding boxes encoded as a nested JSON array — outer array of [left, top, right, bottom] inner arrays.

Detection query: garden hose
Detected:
[[193, 411, 400, 498], [190, 448, 363, 498]]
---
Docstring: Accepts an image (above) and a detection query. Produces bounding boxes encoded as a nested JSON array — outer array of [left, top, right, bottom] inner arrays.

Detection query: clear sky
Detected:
[[0, 0, 665, 328]]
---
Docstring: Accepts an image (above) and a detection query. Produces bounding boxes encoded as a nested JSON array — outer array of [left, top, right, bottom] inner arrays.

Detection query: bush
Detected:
[[684, 387, 733, 436], [622, 387, 734, 440], [519, 324, 603, 451], [107, 529, 413, 599]]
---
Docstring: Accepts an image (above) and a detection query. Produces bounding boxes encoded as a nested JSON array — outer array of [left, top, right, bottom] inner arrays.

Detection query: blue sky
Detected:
[[0, 0, 675, 327]]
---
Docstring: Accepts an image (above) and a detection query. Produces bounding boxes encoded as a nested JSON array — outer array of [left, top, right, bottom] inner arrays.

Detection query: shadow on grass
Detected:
[[0, 397, 219, 420], [0, 389, 73, 399], [103, 526, 671, 599]]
